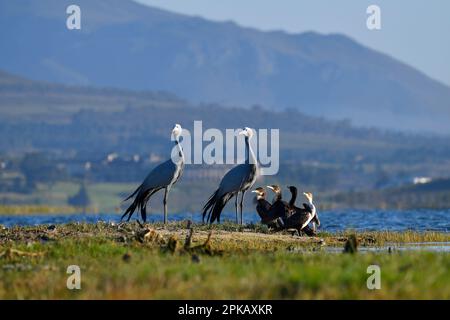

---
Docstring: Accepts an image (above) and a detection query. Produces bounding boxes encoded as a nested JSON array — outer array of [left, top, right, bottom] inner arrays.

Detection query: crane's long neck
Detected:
[[174, 138, 184, 164], [245, 137, 256, 165]]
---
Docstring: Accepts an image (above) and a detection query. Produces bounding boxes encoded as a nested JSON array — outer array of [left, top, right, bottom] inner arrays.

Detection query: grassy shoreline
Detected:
[[0, 222, 449, 299]]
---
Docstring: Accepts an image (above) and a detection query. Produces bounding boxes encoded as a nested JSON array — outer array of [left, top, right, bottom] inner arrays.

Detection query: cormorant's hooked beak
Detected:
[[303, 192, 313, 202], [266, 185, 275, 191]]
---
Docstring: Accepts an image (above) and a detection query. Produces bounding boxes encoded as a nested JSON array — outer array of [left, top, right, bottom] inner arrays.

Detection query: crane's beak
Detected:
[[303, 192, 313, 202]]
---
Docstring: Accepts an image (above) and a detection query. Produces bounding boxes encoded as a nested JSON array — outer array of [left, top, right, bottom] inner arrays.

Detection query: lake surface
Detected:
[[0, 209, 449, 232]]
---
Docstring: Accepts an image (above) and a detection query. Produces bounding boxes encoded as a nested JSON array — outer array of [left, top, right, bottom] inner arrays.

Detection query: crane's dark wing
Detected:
[[203, 164, 256, 224], [218, 164, 252, 195], [122, 159, 179, 222], [140, 159, 178, 190]]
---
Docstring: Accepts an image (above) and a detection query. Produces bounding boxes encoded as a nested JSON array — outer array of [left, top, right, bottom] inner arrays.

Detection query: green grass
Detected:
[[0, 222, 449, 299]]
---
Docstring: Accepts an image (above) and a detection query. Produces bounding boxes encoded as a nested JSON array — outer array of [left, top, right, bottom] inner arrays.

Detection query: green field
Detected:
[[0, 222, 448, 299], [0, 182, 136, 214]]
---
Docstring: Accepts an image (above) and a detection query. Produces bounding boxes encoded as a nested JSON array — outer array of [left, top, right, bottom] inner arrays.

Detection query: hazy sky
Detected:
[[136, 0, 450, 87]]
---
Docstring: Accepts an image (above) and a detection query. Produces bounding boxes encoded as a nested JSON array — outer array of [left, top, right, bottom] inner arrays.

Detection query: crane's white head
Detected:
[[172, 124, 182, 139], [238, 127, 254, 139]]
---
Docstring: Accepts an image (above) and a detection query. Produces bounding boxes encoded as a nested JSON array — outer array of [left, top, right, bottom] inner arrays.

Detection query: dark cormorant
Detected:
[[266, 185, 292, 220], [251, 187, 285, 227], [282, 189, 318, 236], [287, 186, 320, 232]]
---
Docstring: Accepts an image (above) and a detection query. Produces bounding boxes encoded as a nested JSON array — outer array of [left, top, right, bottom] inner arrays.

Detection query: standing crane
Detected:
[[202, 127, 258, 225], [121, 124, 184, 223]]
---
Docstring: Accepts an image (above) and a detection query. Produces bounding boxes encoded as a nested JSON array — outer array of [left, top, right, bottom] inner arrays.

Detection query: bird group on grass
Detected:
[[252, 185, 320, 236], [122, 124, 320, 236]]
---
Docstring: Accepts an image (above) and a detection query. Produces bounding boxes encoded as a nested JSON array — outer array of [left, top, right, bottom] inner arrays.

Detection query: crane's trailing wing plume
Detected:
[[202, 188, 234, 224], [202, 188, 220, 223], [121, 184, 160, 222]]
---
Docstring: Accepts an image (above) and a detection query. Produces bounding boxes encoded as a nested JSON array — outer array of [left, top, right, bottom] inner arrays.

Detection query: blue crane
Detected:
[[202, 127, 258, 225], [122, 124, 184, 223]]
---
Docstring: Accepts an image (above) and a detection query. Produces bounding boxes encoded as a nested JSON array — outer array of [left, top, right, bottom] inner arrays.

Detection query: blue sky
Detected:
[[136, 0, 450, 87]]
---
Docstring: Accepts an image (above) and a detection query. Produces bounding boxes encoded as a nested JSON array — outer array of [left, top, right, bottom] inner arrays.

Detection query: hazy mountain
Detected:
[[2, 68, 450, 197], [0, 68, 184, 121], [1, 0, 450, 133], [2, 68, 450, 166]]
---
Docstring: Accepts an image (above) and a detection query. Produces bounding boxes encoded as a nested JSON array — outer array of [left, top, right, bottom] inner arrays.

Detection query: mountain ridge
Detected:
[[0, 0, 449, 133]]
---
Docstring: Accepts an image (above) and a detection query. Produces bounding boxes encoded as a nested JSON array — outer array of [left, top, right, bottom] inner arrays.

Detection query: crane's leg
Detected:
[[163, 187, 169, 224], [234, 193, 239, 224], [239, 190, 246, 225]]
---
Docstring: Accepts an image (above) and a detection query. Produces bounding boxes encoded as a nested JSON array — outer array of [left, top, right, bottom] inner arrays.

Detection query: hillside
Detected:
[[1, 0, 450, 132], [1, 69, 450, 195], [0, 69, 183, 121], [1, 69, 450, 210], [1, 68, 449, 158]]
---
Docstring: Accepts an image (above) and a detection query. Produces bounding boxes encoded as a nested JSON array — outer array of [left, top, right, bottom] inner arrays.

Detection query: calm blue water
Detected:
[[0, 209, 449, 232]]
